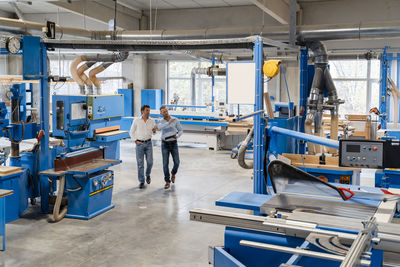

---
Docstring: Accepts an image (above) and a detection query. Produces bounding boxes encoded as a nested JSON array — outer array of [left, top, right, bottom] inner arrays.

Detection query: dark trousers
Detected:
[[161, 141, 180, 182]]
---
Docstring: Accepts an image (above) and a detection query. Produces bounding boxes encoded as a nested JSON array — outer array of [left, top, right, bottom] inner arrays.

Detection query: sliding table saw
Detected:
[[190, 160, 400, 267]]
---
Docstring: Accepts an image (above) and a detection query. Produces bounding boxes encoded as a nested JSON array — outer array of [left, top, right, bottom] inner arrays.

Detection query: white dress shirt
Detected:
[[129, 116, 156, 141]]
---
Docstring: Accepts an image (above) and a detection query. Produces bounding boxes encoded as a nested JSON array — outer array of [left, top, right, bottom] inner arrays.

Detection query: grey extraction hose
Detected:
[[53, 175, 68, 222], [238, 127, 254, 169]]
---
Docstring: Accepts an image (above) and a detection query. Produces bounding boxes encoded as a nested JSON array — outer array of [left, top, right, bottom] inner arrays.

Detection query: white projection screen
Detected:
[[226, 62, 255, 105]]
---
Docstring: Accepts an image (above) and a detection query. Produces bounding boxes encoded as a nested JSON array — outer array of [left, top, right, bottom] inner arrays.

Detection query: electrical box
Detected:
[[339, 140, 384, 168], [87, 95, 124, 120], [338, 139, 400, 169]]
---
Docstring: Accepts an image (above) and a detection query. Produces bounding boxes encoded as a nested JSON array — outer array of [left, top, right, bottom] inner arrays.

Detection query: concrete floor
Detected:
[[1, 140, 253, 267]]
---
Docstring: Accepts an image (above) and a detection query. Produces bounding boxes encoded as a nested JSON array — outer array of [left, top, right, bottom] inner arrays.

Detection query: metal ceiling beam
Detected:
[[9, 2, 25, 20], [249, 0, 301, 25], [97, 0, 142, 13], [49, 0, 141, 30]]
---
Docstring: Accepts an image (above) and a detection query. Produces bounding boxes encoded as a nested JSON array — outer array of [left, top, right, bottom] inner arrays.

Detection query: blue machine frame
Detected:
[[0, 36, 127, 226], [199, 37, 388, 267]]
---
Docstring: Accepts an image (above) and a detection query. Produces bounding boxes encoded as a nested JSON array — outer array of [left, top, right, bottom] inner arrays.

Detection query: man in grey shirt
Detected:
[[155, 106, 183, 189]]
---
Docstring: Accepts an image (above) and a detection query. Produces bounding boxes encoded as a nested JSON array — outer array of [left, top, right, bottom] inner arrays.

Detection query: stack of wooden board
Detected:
[[345, 114, 372, 139], [280, 153, 360, 171], [225, 118, 253, 136]]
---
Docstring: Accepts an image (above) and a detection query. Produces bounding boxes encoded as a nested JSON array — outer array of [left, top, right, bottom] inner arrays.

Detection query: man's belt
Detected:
[[136, 139, 151, 142]]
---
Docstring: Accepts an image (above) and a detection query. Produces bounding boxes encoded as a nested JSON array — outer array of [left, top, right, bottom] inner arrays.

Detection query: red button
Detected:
[[373, 147, 378, 151]]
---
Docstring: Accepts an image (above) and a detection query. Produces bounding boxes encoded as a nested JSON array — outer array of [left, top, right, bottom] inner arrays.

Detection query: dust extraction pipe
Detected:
[[77, 61, 95, 94], [305, 41, 341, 154], [89, 62, 113, 95], [70, 56, 86, 94], [70, 52, 129, 95]]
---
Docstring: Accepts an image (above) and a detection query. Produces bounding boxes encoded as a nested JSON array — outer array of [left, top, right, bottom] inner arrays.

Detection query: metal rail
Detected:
[[233, 110, 265, 122], [269, 126, 340, 149], [240, 240, 371, 266]]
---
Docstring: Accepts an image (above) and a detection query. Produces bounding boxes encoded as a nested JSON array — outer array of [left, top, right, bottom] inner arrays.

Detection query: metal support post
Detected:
[[39, 41, 51, 213], [397, 53, 400, 123], [380, 47, 388, 129], [299, 48, 309, 153], [289, 0, 297, 47], [211, 55, 215, 112], [253, 37, 266, 194]]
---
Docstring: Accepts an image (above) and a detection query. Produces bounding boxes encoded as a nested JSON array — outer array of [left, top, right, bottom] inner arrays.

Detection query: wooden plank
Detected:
[[281, 153, 320, 164], [264, 92, 274, 119], [95, 126, 120, 134], [292, 163, 360, 171], [96, 130, 127, 137], [0, 189, 13, 198], [346, 114, 369, 121], [325, 156, 339, 166], [0, 166, 21, 175], [283, 153, 341, 167]]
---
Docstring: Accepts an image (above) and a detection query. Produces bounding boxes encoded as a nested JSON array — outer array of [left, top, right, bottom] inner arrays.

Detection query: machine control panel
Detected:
[[339, 140, 384, 168]]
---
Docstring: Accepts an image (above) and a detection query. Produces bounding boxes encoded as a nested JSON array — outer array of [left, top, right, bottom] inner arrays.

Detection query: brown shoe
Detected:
[[164, 182, 170, 189], [171, 174, 176, 183]]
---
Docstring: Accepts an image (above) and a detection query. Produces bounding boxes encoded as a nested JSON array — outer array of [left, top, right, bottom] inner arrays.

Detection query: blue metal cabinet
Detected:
[[65, 170, 114, 220], [0, 171, 28, 223], [141, 89, 163, 110], [87, 95, 124, 120], [0, 190, 12, 251], [118, 89, 134, 117]]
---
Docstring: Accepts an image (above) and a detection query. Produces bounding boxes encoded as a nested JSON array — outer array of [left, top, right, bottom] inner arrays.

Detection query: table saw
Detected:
[[190, 160, 400, 267]]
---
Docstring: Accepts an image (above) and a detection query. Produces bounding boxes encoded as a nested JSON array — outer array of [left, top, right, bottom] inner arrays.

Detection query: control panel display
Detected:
[[346, 145, 360, 153], [339, 140, 384, 168]]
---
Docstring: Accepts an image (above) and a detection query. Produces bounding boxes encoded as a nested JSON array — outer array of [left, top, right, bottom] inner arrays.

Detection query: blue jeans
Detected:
[[135, 141, 153, 183], [161, 141, 180, 182]]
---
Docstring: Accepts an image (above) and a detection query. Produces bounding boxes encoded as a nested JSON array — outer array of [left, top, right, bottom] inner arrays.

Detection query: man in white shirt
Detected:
[[129, 105, 156, 189]]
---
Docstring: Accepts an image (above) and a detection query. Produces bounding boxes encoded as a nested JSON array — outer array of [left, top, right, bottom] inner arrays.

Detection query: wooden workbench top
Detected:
[[0, 166, 22, 177]]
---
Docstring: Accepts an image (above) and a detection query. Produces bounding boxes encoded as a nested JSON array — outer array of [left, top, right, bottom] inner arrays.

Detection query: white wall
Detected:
[[122, 55, 148, 116], [147, 58, 166, 90]]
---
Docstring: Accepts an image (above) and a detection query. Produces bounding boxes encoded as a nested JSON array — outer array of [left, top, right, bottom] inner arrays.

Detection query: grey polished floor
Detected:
[[1, 140, 253, 267]]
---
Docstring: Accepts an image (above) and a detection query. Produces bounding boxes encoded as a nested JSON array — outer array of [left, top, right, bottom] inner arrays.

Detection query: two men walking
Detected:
[[129, 105, 182, 190]]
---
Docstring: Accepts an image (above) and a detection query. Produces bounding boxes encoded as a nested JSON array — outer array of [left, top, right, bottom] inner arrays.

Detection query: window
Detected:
[[168, 60, 255, 116], [49, 58, 123, 96], [330, 59, 380, 117], [167, 60, 226, 107]]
